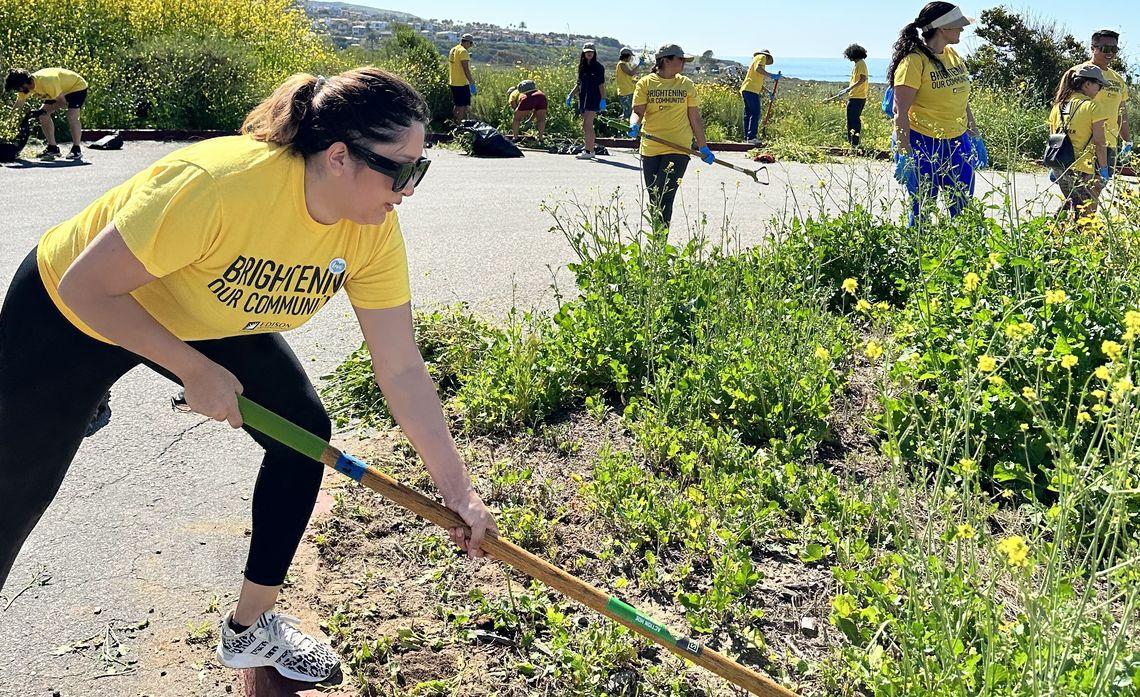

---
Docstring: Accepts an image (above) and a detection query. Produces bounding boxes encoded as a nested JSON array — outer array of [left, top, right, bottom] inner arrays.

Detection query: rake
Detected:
[[175, 393, 798, 697]]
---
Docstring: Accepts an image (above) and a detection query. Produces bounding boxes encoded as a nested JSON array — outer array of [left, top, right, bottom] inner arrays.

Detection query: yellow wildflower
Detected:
[[1125, 310, 1140, 337], [1044, 289, 1067, 305], [1019, 423, 1029, 432], [988, 252, 1003, 269], [958, 458, 979, 476], [814, 345, 831, 361], [1095, 366, 1111, 381], [865, 340, 884, 360], [1060, 355, 1078, 369], [996, 536, 1031, 568], [1076, 411, 1092, 424], [977, 355, 997, 372], [988, 375, 1006, 386], [963, 272, 981, 292], [955, 523, 977, 540], [1102, 340, 1124, 362], [856, 298, 872, 312], [1091, 389, 1106, 400], [1021, 387, 1037, 401], [842, 277, 858, 295]]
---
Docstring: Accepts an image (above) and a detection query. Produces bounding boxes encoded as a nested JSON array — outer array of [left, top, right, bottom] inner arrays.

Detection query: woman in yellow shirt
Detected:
[[739, 50, 780, 144], [827, 45, 870, 149], [615, 47, 639, 119], [0, 68, 496, 683], [1047, 64, 1110, 216], [629, 44, 715, 227], [888, 2, 984, 226]]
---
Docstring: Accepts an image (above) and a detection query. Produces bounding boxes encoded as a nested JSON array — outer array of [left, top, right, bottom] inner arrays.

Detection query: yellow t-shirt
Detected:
[[15, 67, 88, 104], [614, 61, 636, 96], [448, 45, 471, 87], [1048, 97, 1108, 175], [893, 46, 971, 138], [633, 73, 699, 157], [849, 59, 869, 100], [37, 136, 411, 343], [1071, 64, 1129, 148], [740, 54, 769, 94]]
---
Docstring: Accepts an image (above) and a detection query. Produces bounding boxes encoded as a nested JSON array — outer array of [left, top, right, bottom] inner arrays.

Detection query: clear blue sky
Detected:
[[356, 1, 1136, 63]]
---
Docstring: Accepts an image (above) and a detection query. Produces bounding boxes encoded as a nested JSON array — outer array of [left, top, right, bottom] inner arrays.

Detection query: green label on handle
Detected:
[[605, 596, 675, 645], [238, 395, 328, 461]]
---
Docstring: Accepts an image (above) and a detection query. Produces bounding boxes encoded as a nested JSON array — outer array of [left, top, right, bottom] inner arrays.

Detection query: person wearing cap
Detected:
[[4, 67, 88, 161], [509, 79, 548, 140], [615, 47, 639, 119], [1068, 29, 1131, 176], [739, 50, 781, 144], [567, 43, 606, 160], [826, 45, 871, 150], [448, 34, 477, 122], [888, 2, 983, 226], [629, 44, 715, 227], [1048, 65, 1110, 216]]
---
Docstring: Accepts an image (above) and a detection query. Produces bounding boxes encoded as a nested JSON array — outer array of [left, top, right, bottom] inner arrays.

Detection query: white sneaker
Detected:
[[216, 610, 340, 682], [576, 150, 595, 159]]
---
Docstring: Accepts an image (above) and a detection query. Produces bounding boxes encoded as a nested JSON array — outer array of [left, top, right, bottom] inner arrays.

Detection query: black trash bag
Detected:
[[88, 132, 124, 151], [0, 111, 36, 163], [458, 120, 523, 158]]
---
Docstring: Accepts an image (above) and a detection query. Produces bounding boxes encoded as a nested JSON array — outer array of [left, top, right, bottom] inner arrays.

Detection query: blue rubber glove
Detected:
[[1121, 141, 1134, 160], [1100, 165, 1111, 182], [1048, 169, 1058, 183], [599, 98, 607, 112], [771, 72, 783, 81], [699, 145, 715, 165], [894, 152, 917, 186], [469, 84, 477, 96], [970, 133, 989, 169], [565, 93, 574, 108], [628, 122, 641, 138]]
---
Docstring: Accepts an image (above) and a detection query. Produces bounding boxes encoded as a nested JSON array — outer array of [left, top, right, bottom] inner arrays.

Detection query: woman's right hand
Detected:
[[182, 361, 244, 428]]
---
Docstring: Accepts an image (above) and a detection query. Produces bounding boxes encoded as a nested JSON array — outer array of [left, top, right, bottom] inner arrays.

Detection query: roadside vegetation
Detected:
[[320, 176, 1140, 694]]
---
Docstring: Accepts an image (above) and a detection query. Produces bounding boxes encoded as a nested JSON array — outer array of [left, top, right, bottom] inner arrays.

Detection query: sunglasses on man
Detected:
[[345, 142, 431, 192], [1094, 44, 1120, 54]]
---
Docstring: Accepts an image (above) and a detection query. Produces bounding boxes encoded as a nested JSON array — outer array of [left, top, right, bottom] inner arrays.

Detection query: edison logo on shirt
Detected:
[[206, 255, 348, 318]]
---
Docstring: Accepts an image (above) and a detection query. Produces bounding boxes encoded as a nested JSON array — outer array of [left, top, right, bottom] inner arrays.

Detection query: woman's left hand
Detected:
[[446, 487, 498, 559]]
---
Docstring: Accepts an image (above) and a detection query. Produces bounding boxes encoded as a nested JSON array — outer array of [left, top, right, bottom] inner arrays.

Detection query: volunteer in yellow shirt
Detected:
[[889, 2, 983, 226], [739, 50, 781, 143], [448, 33, 477, 121], [1047, 65, 1110, 216], [615, 47, 639, 118], [630, 44, 714, 227], [5, 67, 88, 160], [0, 68, 496, 684], [1069, 29, 1131, 173], [826, 45, 871, 149]]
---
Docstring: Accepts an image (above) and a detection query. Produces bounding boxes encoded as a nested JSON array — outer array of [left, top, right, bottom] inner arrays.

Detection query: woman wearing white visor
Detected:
[[889, 2, 987, 226]]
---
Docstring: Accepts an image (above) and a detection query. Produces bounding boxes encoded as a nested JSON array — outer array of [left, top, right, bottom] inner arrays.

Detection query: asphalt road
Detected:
[[0, 142, 1057, 697]]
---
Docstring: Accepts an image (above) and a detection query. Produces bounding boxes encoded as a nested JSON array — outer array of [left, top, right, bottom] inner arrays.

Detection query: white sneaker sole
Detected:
[[216, 644, 335, 683]]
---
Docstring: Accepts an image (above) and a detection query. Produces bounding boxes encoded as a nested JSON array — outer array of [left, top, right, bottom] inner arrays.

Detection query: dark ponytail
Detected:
[[242, 67, 430, 156], [652, 57, 666, 74], [1053, 69, 1093, 106], [888, 1, 957, 86]]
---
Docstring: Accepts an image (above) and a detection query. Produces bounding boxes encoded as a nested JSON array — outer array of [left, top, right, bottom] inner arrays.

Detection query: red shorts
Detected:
[[516, 92, 548, 112]]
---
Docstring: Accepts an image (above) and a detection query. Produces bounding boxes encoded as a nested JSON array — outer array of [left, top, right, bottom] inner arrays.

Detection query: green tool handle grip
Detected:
[[236, 394, 329, 461]]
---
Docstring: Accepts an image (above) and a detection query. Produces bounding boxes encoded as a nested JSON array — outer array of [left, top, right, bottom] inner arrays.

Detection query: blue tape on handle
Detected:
[[334, 452, 367, 482]]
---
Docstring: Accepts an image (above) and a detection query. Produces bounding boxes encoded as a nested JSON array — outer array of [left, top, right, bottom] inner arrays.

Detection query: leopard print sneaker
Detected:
[[216, 610, 340, 682]]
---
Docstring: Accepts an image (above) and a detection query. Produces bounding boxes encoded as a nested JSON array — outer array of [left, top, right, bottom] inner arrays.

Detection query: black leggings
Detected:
[[846, 98, 866, 148], [0, 248, 330, 591], [641, 154, 690, 227]]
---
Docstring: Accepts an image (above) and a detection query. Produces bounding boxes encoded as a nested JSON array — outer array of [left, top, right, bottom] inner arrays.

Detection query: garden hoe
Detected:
[[173, 393, 798, 697], [598, 115, 770, 185]]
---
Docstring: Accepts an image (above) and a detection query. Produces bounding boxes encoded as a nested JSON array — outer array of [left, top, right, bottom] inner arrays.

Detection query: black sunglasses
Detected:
[[345, 142, 430, 192], [1094, 44, 1120, 54]]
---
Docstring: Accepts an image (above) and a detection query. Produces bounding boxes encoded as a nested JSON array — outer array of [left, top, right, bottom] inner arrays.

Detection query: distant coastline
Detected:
[[722, 56, 890, 84]]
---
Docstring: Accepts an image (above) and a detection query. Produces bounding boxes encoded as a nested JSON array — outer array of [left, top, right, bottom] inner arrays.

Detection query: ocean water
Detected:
[[722, 56, 890, 84]]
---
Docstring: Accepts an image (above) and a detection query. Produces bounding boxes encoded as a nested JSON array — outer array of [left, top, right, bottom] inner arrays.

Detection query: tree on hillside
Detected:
[[967, 7, 1130, 105]]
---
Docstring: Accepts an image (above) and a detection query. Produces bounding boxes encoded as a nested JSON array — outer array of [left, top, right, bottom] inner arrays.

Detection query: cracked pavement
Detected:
[[0, 143, 1056, 696]]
